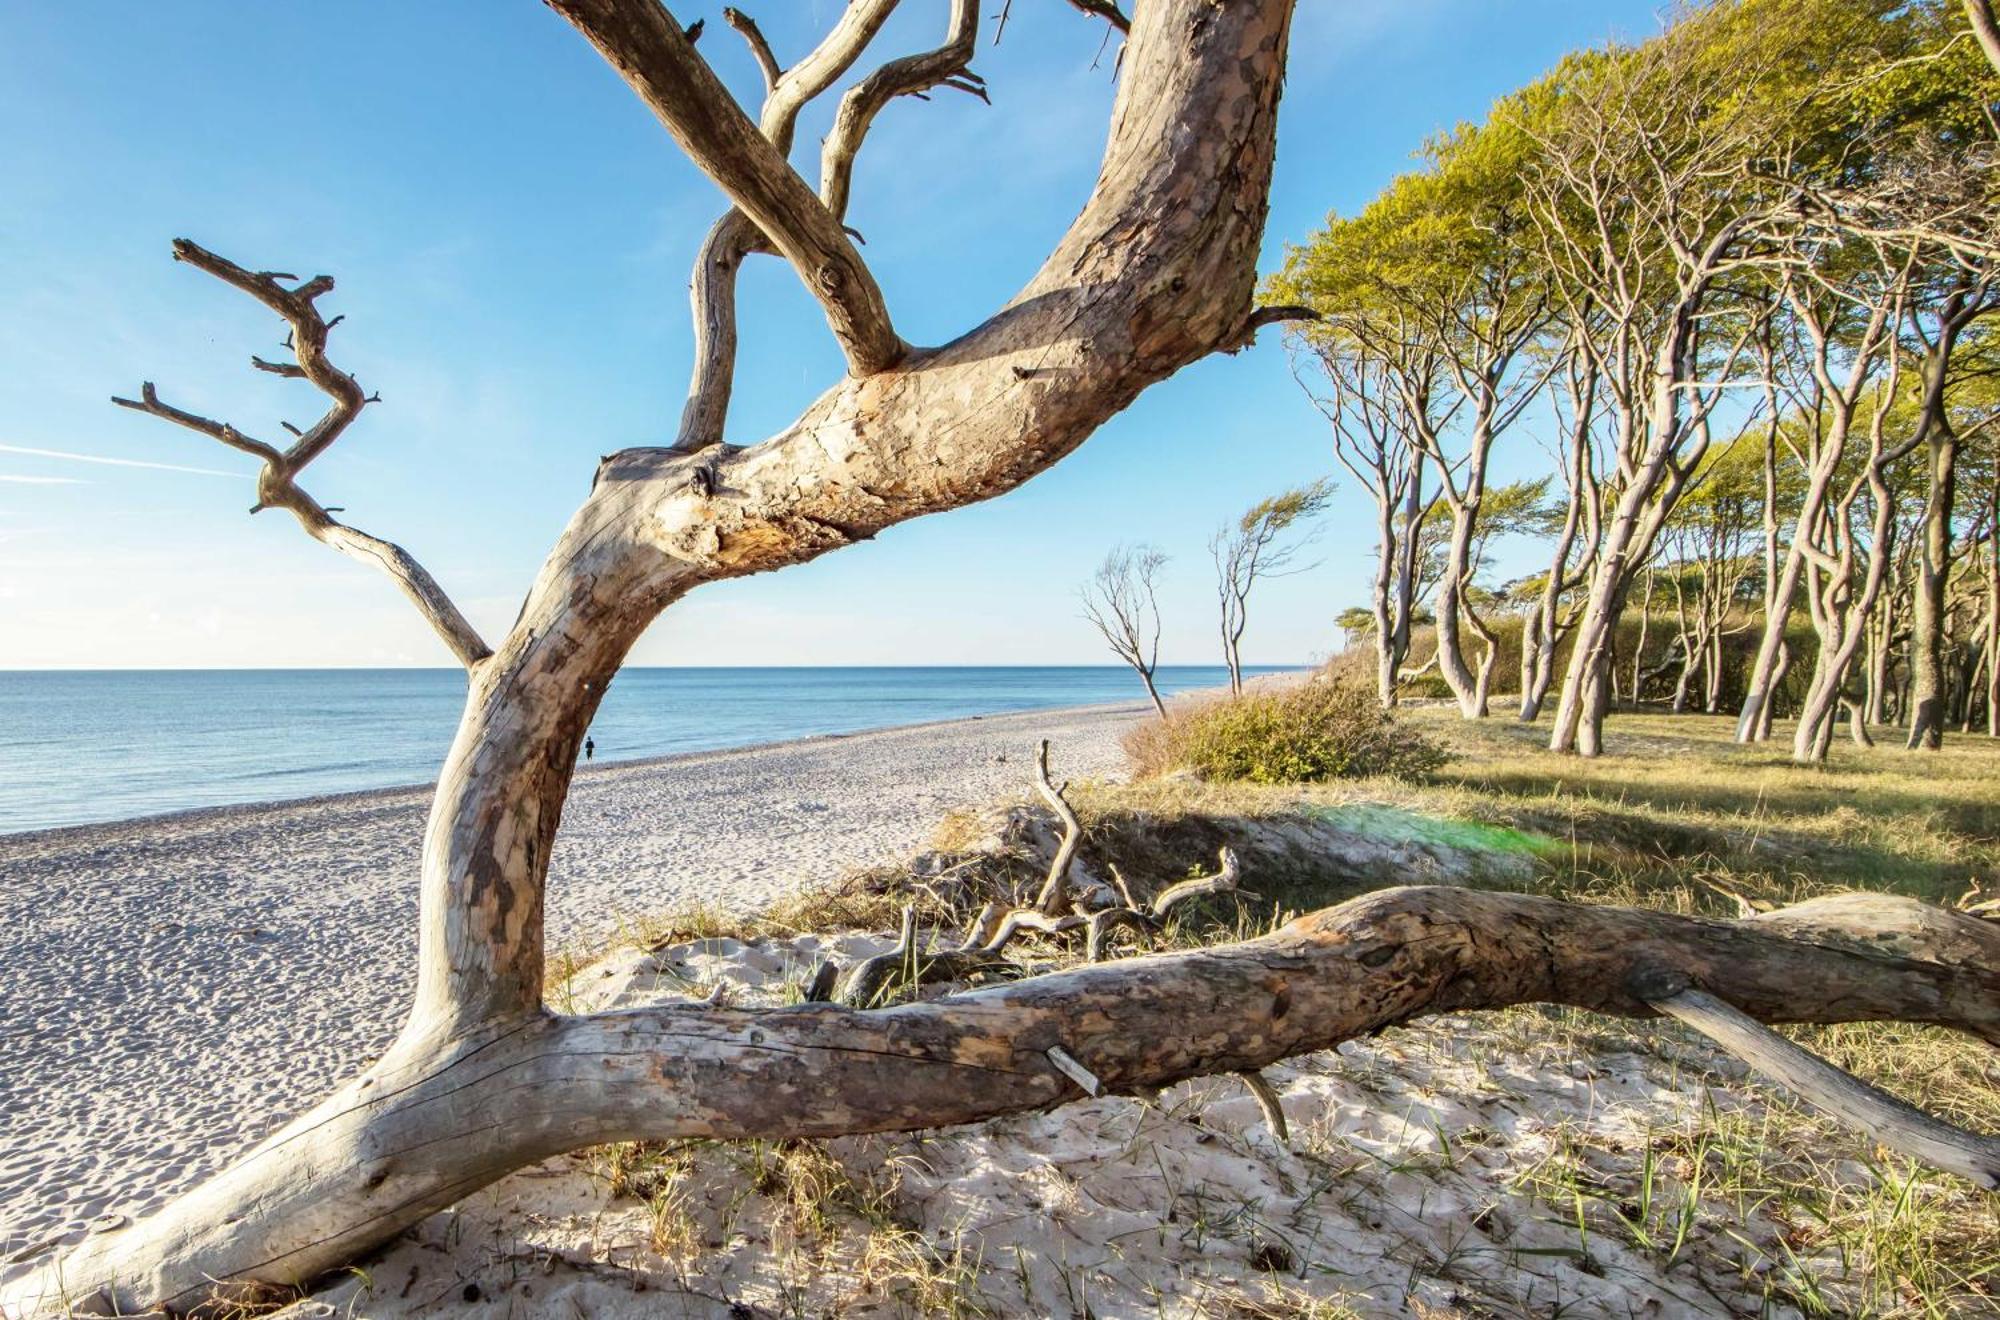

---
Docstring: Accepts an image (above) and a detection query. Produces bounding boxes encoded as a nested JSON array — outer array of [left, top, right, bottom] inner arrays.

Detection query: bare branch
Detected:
[[112, 240, 492, 669], [548, 0, 904, 375], [720, 6, 779, 92], [674, 0, 907, 451], [1030, 738, 1085, 914], [822, 0, 982, 223], [1220, 302, 1320, 353], [759, 0, 903, 152], [1646, 984, 1999, 1189], [112, 383, 282, 465]]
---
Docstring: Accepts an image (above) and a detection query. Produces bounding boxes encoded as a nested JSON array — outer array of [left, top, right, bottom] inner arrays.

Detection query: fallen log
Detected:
[[8, 883, 1995, 1318]]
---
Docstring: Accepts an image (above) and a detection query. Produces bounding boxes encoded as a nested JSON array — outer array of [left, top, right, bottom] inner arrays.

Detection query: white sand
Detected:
[[0, 701, 1143, 1265], [276, 931, 1852, 1319]]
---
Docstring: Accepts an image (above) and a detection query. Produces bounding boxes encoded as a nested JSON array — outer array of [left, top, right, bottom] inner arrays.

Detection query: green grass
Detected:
[[553, 704, 1999, 1317]]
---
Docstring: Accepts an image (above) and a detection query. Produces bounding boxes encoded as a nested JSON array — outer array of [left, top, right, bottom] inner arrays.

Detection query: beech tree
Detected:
[[9, 4, 2000, 1317], [1276, 118, 1551, 719], [1517, 334, 1605, 721], [1290, 348, 1435, 706]]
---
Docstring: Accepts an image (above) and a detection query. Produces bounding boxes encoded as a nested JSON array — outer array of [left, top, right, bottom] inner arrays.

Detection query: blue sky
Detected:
[[0, 0, 1665, 669]]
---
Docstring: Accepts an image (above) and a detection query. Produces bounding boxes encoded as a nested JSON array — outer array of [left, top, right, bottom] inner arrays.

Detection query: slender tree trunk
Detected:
[[1633, 566, 1656, 702], [1370, 487, 1401, 708], [1907, 426, 1961, 749], [1739, 517, 1816, 742], [1758, 641, 1788, 740], [1987, 523, 1999, 736]]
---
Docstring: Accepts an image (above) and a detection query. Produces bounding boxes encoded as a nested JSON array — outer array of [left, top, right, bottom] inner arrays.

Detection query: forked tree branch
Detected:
[[112, 240, 491, 669], [676, 0, 910, 451], [822, 0, 983, 224], [1065, 0, 1131, 33], [547, 0, 904, 375]]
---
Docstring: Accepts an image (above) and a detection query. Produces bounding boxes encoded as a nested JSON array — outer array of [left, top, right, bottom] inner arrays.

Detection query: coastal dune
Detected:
[[0, 702, 1143, 1264]]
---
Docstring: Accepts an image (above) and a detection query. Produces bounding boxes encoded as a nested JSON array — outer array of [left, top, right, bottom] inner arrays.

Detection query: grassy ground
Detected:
[[1407, 707, 1999, 904], [550, 705, 1999, 1317], [1060, 706, 2000, 1316]]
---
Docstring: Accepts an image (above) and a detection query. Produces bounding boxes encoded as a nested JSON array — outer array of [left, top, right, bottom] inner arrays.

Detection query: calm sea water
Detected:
[[0, 666, 1283, 834]]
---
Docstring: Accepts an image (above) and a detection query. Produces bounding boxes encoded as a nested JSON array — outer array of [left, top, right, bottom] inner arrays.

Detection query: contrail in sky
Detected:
[[0, 443, 235, 478], [0, 474, 86, 484]]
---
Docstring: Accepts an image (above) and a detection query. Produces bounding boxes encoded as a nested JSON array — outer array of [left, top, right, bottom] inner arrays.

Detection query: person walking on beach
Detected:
[[584, 737, 594, 761]]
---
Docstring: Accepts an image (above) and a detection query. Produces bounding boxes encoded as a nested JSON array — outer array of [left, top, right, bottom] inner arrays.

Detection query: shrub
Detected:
[[1124, 680, 1448, 784]]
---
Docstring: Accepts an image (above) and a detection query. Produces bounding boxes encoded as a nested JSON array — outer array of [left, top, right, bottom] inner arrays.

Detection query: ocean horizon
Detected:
[[0, 665, 1296, 834]]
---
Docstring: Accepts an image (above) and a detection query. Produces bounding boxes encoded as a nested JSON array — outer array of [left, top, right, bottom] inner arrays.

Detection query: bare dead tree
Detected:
[[3, 4, 1321, 1310], [11, 6, 1999, 1316], [1211, 479, 1334, 696], [1080, 544, 1170, 719]]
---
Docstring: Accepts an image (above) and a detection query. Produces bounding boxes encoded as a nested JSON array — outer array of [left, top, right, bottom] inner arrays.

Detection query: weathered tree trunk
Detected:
[[7, 1, 1312, 1311]]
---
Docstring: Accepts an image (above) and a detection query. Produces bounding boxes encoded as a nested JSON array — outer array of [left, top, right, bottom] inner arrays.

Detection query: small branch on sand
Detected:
[[1641, 980, 2000, 1189]]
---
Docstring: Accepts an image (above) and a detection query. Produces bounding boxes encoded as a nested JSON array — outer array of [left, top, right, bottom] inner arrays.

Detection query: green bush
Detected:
[[1125, 681, 1448, 784]]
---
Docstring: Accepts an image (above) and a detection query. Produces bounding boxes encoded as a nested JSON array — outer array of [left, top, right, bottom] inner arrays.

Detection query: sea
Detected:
[[0, 666, 1288, 834]]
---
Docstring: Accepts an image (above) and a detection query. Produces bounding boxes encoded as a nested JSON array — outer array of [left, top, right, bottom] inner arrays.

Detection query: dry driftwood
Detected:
[[14, 0, 1996, 1314], [1642, 983, 1998, 1189], [1087, 845, 1244, 961], [1031, 738, 1088, 913]]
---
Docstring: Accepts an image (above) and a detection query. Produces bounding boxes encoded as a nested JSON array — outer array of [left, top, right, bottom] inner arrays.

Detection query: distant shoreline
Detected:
[[0, 665, 1303, 836], [0, 695, 1148, 846]]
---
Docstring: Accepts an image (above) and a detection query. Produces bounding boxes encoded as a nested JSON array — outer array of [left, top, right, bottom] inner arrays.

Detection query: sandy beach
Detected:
[[0, 701, 1144, 1264]]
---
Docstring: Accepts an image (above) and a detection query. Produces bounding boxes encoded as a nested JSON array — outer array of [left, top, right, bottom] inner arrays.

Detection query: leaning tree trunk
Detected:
[[2, 2, 1308, 1312]]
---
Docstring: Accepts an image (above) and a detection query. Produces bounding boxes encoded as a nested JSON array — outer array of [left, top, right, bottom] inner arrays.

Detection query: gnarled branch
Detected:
[[821, 0, 982, 224], [1644, 983, 1998, 1189], [674, 0, 909, 451], [548, 0, 904, 376], [1030, 738, 1086, 913], [112, 240, 491, 669]]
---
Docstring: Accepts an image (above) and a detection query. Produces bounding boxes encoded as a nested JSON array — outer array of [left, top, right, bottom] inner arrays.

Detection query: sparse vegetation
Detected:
[[482, 710, 2000, 1318], [1124, 681, 1449, 786]]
